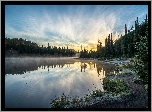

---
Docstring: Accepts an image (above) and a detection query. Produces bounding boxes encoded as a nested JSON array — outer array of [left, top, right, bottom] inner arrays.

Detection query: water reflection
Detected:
[[96, 62, 117, 77], [5, 58, 116, 108], [5, 58, 75, 75], [5, 58, 116, 76], [80, 62, 87, 72]]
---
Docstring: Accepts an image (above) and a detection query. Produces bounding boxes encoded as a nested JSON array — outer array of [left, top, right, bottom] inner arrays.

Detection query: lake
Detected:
[[5, 57, 117, 108]]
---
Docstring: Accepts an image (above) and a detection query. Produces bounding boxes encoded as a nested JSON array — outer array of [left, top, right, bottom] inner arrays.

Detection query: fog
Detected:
[[5, 57, 76, 74], [5, 57, 116, 75], [5, 57, 117, 108]]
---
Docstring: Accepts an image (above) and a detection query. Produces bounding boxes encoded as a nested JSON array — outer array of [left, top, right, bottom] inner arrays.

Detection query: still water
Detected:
[[5, 57, 116, 108]]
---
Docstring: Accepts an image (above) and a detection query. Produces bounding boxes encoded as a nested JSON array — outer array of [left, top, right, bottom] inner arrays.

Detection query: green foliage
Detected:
[[133, 76, 144, 84], [103, 77, 130, 95], [90, 89, 105, 98], [79, 15, 148, 60], [144, 84, 148, 91], [50, 90, 104, 108], [134, 20, 148, 84], [51, 75, 132, 108], [51, 95, 70, 108]]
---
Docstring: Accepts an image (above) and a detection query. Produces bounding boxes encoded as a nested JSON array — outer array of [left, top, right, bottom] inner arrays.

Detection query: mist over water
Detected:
[[5, 57, 116, 108]]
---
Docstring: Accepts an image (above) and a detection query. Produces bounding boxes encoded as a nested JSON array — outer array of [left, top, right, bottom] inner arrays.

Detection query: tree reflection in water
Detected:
[[80, 62, 87, 72], [5, 58, 120, 108], [96, 62, 116, 77], [5, 58, 116, 76]]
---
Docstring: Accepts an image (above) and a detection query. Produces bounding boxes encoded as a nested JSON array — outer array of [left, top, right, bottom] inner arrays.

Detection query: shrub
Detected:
[[103, 77, 130, 95], [144, 84, 148, 91], [51, 95, 70, 108], [51, 78, 131, 108]]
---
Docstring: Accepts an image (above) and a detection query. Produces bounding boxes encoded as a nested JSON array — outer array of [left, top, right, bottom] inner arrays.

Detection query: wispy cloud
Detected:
[[5, 5, 148, 50]]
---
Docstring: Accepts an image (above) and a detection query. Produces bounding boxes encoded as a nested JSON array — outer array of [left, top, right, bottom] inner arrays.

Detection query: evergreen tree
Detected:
[[134, 19, 148, 84]]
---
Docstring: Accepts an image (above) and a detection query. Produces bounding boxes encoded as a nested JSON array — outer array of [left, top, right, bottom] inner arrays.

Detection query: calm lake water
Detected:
[[5, 57, 116, 108]]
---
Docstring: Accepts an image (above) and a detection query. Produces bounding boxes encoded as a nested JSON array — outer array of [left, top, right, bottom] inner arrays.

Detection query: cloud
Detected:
[[5, 5, 148, 50]]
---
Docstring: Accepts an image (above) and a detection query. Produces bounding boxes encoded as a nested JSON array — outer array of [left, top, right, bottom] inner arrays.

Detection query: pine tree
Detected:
[[134, 19, 148, 85]]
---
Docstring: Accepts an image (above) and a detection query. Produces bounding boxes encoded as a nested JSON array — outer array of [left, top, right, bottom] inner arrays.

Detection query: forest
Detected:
[[80, 15, 148, 85], [5, 38, 76, 57], [5, 15, 148, 85], [80, 15, 148, 60]]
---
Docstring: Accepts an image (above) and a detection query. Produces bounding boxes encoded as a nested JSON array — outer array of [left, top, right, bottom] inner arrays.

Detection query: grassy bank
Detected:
[[50, 73, 132, 108], [50, 60, 148, 108]]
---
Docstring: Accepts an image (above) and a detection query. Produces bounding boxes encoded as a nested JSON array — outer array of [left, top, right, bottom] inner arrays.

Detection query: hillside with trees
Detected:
[[80, 14, 149, 88], [80, 15, 148, 60], [5, 38, 76, 57]]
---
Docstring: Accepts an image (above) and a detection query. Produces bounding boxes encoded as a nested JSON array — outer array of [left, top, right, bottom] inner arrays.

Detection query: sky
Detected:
[[5, 5, 148, 51]]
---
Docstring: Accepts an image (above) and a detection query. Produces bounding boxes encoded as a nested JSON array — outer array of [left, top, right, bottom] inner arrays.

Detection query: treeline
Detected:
[[5, 38, 76, 57], [80, 15, 148, 60], [80, 14, 148, 86], [78, 49, 96, 58]]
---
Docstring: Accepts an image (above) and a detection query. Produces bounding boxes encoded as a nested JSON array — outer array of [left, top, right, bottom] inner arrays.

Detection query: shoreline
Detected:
[[50, 72, 148, 108], [85, 74, 148, 108], [5, 56, 148, 108], [5, 56, 132, 63]]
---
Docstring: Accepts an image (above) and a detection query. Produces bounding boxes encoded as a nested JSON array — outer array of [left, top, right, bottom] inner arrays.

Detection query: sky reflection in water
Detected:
[[5, 58, 116, 108]]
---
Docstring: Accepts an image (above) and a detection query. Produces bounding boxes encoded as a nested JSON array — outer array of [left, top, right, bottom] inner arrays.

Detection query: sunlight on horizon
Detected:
[[5, 5, 148, 51]]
